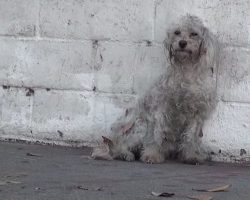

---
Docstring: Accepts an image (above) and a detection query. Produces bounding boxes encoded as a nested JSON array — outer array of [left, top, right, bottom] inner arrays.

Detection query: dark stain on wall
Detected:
[[26, 88, 35, 96]]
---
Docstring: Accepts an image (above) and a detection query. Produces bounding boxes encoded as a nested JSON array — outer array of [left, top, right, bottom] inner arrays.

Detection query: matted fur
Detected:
[[91, 15, 219, 164]]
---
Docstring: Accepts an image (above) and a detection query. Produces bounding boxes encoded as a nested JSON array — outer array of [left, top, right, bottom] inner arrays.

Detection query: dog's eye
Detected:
[[190, 32, 198, 37], [174, 30, 181, 35]]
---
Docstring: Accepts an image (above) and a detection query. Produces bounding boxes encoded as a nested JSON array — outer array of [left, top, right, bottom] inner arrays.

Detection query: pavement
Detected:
[[0, 141, 250, 200]]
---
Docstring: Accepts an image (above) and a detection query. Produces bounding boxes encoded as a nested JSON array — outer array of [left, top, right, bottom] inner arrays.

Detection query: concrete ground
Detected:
[[0, 142, 250, 200]]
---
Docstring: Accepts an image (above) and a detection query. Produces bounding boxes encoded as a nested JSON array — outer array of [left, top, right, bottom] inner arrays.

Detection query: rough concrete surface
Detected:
[[1, 142, 250, 200]]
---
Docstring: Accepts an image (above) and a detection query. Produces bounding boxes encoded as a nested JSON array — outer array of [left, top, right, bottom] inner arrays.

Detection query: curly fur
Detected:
[[91, 15, 219, 164]]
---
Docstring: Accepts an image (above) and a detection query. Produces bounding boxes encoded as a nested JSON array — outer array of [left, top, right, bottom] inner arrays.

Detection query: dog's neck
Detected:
[[170, 60, 211, 83], [173, 61, 201, 73]]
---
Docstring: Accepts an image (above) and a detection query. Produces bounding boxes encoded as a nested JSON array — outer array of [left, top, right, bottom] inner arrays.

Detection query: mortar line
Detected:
[[36, 0, 41, 39], [28, 94, 34, 133], [0, 34, 249, 50], [0, 35, 164, 46], [1, 84, 138, 98], [153, 0, 157, 42], [221, 99, 250, 106]]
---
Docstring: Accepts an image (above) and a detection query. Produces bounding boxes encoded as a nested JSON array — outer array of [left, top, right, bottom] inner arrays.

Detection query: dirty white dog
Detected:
[[92, 15, 219, 164]]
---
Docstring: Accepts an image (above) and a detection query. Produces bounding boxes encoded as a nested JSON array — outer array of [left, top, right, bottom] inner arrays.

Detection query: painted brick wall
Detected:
[[0, 0, 250, 162]]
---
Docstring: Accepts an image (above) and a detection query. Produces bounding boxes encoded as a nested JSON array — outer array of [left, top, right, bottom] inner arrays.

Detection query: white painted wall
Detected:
[[0, 0, 250, 162]]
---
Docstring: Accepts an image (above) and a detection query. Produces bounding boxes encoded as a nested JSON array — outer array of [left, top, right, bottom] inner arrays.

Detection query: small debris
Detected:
[[26, 153, 42, 157], [151, 191, 175, 197], [210, 67, 214, 75], [240, 149, 247, 156], [92, 40, 98, 48], [21, 160, 30, 164], [146, 40, 152, 46], [2, 85, 10, 89], [57, 130, 64, 138], [77, 185, 89, 190], [199, 129, 203, 137], [187, 195, 213, 200], [100, 54, 103, 62], [94, 187, 103, 191], [35, 187, 41, 190], [192, 184, 231, 192]]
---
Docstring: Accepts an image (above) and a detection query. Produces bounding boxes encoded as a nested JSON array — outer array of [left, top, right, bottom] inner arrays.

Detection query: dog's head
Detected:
[[164, 15, 217, 67]]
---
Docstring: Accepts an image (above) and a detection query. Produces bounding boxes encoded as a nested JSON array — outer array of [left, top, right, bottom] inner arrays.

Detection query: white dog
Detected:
[[91, 15, 219, 164]]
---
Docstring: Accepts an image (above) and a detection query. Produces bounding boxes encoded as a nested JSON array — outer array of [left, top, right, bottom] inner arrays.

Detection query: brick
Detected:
[[203, 102, 250, 161], [0, 38, 93, 91], [94, 42, 137, 94], [0, 87, 32, 135], [32, 90, 135, 141], [94, 42, 167, 94], [155, 0, 250, 45], [133, 44, 167, 95], [40, 0, 154, 41], [218, 47, 250, 103], [0, 0, 38, 36]]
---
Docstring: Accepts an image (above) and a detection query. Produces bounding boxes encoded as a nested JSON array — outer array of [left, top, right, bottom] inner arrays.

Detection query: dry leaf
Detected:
[[94, 187, 103, 191], [0, 180, 21, 185], [26, 153, 42, 157], [151, 191, 175, 197], [193, 184, 231, 192], [77, 185, 89, 190], [187, 195, 213, 200], [207, 184, 231, 192], [7, 181, 21, 184]]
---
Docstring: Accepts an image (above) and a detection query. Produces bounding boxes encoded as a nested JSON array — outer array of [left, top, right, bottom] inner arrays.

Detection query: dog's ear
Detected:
[[163, 32, 173, 63], [200, 27, 218, 68], [200, 27, 210, 55]]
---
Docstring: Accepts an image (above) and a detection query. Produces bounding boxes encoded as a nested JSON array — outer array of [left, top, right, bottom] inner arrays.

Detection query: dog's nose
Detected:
[[179, 40, 187, 49]]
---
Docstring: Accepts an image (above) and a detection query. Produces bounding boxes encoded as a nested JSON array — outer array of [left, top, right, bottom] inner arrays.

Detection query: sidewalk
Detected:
[[0, 141, 249, 200]]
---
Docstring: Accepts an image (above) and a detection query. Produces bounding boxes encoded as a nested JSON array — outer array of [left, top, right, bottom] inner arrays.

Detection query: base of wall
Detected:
[[1, 136, 250, 164]]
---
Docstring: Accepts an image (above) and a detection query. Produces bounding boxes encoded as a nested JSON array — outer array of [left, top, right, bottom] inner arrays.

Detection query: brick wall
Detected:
[[0, 0, 250, 162]]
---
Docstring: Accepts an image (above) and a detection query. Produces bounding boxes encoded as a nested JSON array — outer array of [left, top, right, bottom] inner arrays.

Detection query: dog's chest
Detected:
[[167, 76, 211, 116]]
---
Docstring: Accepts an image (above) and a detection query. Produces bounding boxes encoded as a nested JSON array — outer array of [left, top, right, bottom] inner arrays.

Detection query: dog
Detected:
[[91, 15, 219, 164]]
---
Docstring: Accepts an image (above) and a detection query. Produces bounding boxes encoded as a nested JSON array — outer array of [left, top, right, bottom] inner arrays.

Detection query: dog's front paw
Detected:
[[118, 151, 135, 162], [141, 154, 164, 164], [140, 149, 165, 164]]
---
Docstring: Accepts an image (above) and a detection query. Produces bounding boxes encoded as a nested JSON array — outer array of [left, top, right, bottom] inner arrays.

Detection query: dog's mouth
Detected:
[[172, 49, 194, 63], [174, 49, 192, 54]]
